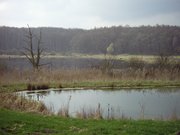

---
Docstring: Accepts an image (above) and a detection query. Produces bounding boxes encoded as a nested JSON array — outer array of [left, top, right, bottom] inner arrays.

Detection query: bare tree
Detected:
[[22, 25, 44, 70]]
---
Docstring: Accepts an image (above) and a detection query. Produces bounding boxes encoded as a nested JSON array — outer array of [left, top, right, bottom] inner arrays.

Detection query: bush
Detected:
[[128, 57, 145, 70], [27, 84, 49, 90], [154, 55, 170, 69], [0, 61, 7, 73]]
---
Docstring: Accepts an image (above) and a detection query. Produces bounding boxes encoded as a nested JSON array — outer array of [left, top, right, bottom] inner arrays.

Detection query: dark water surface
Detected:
[[1, 57, 127, 69], [17, 88, 180, 120]]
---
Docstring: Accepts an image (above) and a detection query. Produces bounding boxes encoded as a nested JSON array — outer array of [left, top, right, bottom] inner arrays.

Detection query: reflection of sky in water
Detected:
[[18, 89, 180, 119]]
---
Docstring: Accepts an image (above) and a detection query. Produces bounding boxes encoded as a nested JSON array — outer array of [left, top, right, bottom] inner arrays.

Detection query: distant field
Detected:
[[1, 53, 180, 63]]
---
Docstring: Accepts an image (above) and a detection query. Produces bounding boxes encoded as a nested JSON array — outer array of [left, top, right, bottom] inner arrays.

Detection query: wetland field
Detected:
[[1, 54, 180, 135]]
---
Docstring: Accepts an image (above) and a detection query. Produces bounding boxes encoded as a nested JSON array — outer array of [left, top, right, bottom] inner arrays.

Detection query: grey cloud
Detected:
[[0, 0, 180, 28], [84, 0, 180, 21]]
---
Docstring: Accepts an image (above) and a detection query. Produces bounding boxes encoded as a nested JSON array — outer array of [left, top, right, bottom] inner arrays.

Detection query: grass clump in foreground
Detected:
[[0, 93, 51, 115], [0, 109, 180, 135]]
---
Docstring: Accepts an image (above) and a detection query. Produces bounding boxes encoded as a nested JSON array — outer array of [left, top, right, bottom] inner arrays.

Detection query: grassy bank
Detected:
[[1, 80, 180, 92], [0, 109, 180, 135], [60, 80, 180, 89]]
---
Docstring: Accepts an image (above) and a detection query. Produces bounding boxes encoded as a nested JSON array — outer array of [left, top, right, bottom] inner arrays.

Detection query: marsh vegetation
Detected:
[[1, 55, 180, 91]]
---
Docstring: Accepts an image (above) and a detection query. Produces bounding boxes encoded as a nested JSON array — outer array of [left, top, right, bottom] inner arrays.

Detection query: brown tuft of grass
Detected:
[[57, 95, 71, 117], [57, 106, 70, 117], [0, 92, 52, 115], [170, 107, 179, 121], [27, 84, 36, 90], [76, 108, 97, 119], [76, 103, 103, 119]]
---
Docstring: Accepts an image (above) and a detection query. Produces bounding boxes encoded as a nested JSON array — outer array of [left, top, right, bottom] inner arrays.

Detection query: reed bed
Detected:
[[0, 67, 180, 86]]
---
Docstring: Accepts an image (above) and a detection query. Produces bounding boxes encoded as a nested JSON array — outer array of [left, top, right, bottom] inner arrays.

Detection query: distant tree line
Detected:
[[0, 25, 180, 55]]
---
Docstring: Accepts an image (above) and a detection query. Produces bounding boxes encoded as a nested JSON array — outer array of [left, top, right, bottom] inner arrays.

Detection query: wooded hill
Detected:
[[0, 25, 180, 55]]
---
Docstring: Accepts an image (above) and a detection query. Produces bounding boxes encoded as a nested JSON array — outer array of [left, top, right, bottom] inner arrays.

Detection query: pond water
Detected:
[[17, 89, 180, 120]]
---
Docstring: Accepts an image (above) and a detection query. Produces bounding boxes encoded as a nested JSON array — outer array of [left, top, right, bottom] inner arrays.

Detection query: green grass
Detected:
[[61, 80, 180, 89], [0, 108, 179, 135], [0, 83, 27, 92]]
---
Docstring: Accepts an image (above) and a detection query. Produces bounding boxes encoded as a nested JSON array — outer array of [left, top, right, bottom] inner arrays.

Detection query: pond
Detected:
[[17, 88, 180, 120]]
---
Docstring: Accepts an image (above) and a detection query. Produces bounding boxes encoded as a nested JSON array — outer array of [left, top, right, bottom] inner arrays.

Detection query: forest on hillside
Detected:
[[0, 25, 180, 55]]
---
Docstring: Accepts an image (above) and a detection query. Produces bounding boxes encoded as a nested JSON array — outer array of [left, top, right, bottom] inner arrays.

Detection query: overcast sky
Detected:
[[0, 0, 180, 29]]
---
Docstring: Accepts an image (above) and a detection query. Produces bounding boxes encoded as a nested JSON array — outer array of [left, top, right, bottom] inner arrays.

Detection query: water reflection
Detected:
[[17, 88, 180, 120]]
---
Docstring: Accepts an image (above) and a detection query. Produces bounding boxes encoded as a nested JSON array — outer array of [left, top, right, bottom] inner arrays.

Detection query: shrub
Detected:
[[27, 84, 49, 90], [128, 57, 145, 70]]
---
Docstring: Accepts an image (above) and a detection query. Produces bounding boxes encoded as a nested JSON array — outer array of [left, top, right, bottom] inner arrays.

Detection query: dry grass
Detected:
[[1, 56, 180, 90], [0, 67, 180, 86], [0, 92, 52, 115], [76, 103, 103, 119], [0, 69, 107, 85], [57, 96, 71, 117]]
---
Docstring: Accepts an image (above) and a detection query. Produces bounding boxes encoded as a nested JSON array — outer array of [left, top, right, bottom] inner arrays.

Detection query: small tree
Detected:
[[22, 25, 44, 70], [100, 42, 115, 76], [107, 42, 114, 55]]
